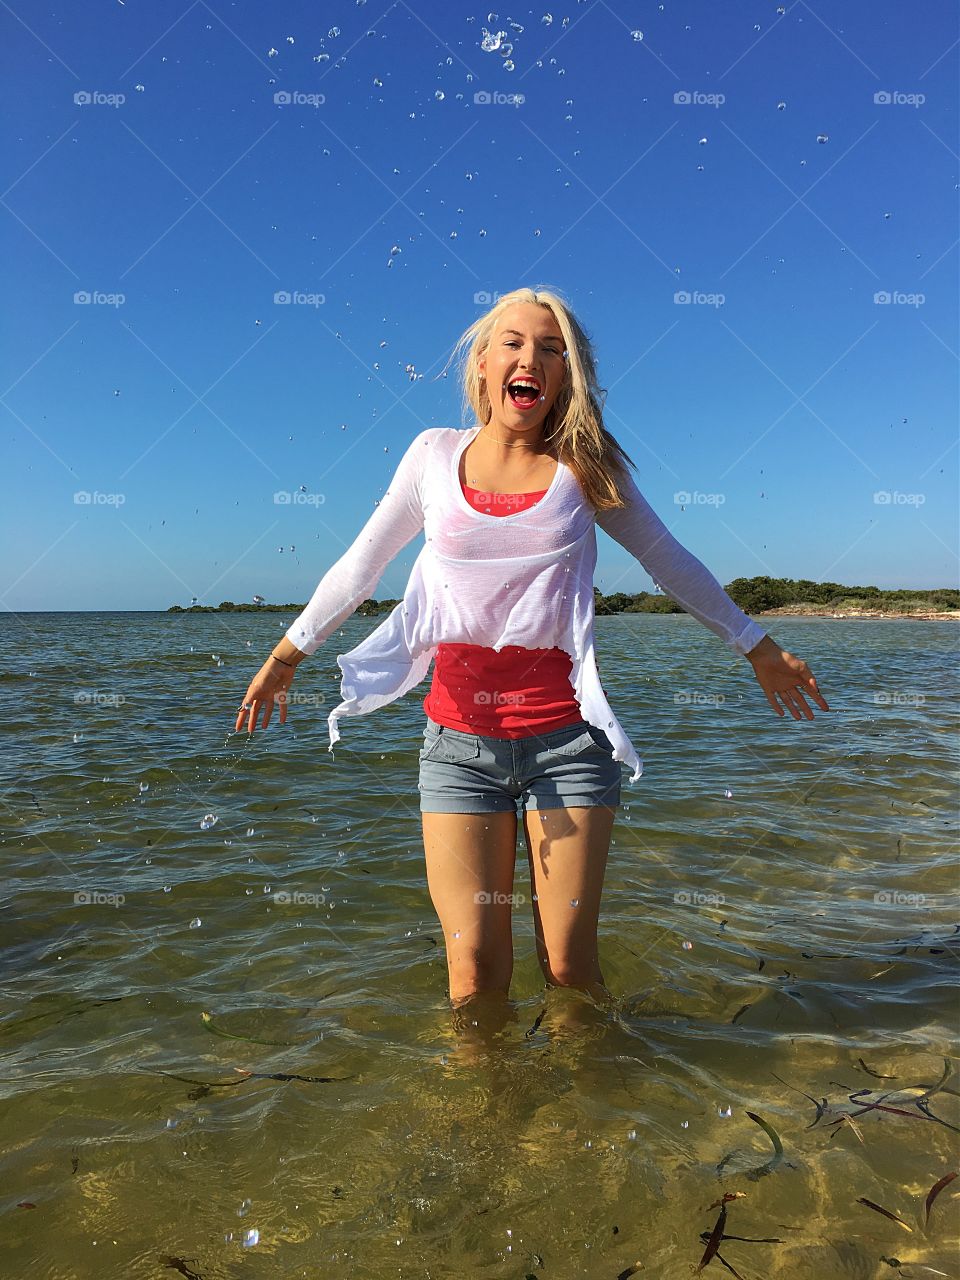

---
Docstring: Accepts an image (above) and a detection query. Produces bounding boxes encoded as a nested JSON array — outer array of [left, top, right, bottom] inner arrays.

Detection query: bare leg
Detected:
[[421, 809, 520, 1007], [522, 805, 616, 1011]]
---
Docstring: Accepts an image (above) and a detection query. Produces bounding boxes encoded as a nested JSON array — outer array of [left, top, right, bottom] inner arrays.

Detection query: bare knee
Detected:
[[540, 952, 602, 989], [447, 943, 512, 999]]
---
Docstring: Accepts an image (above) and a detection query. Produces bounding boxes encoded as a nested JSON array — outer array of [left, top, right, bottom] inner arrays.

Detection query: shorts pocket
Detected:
[[544, 725, 611, 759], [419, 728, 481, 764]]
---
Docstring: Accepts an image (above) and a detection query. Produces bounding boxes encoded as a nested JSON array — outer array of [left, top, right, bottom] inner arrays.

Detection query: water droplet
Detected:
[[200, 813, 218, 830], [453, 930, 461, 939], [237, 1199, 252, 1217], [627, 1129, 637, 1139], [242, 1228, 260, 1248], [816, 134, 829, 144], [139, 781, 149, 793], [723, 789, 733, 799], [570, 897, 580, 908], [698, 136, 707, 145], [681, 940, 693, 951], [189, 917, 202, 929], [630, 29, 643, 41], [73, 733, 83, 743], [542, 12, 553, 25], [718, 1104, 732, 1118], [435, 89, 445, 101], [503, 59, 514, 71], [777, 100, 786, 110]]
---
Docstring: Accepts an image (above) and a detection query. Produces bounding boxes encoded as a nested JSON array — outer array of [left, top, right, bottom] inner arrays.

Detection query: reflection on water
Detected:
[[0, 614, 957, 1277]]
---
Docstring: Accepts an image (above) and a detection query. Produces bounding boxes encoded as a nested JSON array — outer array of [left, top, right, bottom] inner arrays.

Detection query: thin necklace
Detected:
[[479, 426, 547, 451]]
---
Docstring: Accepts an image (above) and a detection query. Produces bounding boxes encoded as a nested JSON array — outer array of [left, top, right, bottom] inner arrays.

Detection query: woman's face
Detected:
[[478, 303, 567, 436]]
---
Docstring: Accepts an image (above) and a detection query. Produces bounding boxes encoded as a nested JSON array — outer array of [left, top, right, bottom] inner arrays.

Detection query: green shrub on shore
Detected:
[[168, 581, 958, 616]]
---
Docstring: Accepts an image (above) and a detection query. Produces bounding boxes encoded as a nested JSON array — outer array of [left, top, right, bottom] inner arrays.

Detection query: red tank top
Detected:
[[421, 483, 588, 738]]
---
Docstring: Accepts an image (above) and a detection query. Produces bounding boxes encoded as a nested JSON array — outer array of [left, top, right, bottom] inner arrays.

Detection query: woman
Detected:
[[234, 287, 828, 1016]]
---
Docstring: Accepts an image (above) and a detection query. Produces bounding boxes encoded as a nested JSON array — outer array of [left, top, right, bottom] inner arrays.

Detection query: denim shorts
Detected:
[[417, 715, 623, 814]]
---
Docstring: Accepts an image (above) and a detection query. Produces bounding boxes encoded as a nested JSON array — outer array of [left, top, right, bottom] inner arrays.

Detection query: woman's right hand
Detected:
[[234, 657, 295, 735]]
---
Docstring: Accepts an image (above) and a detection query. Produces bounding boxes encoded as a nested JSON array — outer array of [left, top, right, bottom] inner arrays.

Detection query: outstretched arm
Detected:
[[234, 432, 428, 734], [596, 469, 767, 654], [282, 432, 428, 656], [596, 469, 829, 718]]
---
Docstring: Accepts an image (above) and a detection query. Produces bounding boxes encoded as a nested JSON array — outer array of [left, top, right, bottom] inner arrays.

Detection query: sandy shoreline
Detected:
[[759, 607, 960, 621]]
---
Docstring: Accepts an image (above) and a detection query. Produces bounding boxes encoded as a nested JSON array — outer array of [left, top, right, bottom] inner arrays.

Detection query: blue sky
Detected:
[[2, 0, 957, 611]]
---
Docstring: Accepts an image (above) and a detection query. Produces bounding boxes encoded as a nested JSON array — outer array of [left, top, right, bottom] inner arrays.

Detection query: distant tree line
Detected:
[[168, 579, 958, 616]]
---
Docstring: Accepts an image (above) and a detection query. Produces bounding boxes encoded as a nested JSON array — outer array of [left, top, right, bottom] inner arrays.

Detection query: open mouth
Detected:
[[506, 378, 542, 408]]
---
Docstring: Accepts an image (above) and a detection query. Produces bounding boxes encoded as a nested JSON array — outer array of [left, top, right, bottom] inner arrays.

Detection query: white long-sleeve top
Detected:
[[285, 425, 766, 782]]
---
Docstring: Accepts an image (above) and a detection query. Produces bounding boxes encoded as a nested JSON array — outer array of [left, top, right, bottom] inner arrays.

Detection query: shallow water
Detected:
[[1, 613, 957, 1278]]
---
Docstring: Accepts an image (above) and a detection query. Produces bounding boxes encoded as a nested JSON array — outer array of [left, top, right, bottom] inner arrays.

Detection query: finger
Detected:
[[806, 677, 830, 712], [263, 697, 272, 730], [791, 688, 815, 720], [779, 691, 802, 721], [765, 688, 785, 717], [247, 702, 259, 734], [279, 690, 288, 725]]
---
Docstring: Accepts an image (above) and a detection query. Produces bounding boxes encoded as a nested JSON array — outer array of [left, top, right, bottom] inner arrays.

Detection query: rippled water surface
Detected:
[[1, 612, 957, 1279]]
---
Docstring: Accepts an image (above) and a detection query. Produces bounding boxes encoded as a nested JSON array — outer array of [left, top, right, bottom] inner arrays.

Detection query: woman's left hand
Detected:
[[746, 635, 830, 720]]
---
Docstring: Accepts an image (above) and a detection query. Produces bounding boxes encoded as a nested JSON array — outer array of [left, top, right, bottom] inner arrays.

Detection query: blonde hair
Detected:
[[444, 286, 637, 511]]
